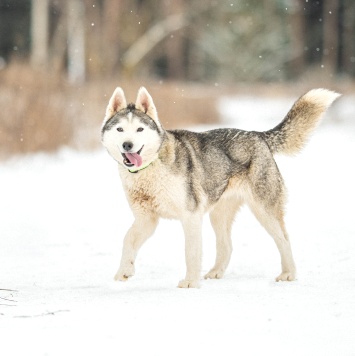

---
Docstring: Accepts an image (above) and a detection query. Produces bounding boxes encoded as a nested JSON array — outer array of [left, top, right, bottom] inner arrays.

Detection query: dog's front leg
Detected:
[[178, 215, 203, 288], [114, 215, 158, 281]]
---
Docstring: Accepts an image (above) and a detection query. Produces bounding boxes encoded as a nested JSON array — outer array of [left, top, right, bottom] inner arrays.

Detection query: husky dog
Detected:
[[101, 87, 340, 288]]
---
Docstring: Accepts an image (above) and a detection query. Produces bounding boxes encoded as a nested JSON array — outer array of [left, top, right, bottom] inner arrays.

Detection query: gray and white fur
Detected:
[[101, 87, 340, 288]]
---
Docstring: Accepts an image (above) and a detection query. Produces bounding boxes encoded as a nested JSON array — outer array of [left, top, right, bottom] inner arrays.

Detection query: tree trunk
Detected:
[[341, 0, 355, 76], [31, 0, 49, 68], [288, 0, 306, 77], [163, 0, 185, 79], [49, 5, 67, 74], [102, 0, 121, 77], [67, 0, 86, 84], [84, 0, 102, 78], [323, 0, 339, 77]]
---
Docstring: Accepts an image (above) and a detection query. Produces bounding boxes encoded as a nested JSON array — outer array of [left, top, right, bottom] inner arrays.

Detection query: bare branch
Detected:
[[14, 310, 70, 318], [121, 13, 186, 75]]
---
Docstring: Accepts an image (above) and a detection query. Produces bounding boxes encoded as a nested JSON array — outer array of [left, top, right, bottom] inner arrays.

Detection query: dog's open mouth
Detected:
[[122, 146, 144, 168]]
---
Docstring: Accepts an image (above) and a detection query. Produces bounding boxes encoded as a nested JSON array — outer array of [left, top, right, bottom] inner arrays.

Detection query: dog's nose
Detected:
[[122, 141, 133, 151]]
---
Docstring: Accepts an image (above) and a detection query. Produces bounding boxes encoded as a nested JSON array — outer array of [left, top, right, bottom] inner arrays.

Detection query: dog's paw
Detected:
[[204, 268, 225, 279], [275, 271, 296, 282], [177, 279, 200, 288], [114, 263, 135, 282]]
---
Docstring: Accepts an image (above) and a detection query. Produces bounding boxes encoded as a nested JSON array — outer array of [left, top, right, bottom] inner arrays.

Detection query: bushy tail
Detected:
[[262, 89, 340, 155]]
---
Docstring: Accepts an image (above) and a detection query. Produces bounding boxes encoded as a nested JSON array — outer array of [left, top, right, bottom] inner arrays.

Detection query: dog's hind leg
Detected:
[[249, 203, 296, 282], [114, 215, 158, 281], [205, 197, 242, 279], [246, 149, 296, 281]]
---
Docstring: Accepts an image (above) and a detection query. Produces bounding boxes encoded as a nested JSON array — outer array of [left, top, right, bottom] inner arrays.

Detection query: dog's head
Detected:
[[101, 87, 165, 170]]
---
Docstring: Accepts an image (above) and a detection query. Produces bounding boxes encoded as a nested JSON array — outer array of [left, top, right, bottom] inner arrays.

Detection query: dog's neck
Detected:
[[127, 160, 156, 173], [127, 130, 172, 173]]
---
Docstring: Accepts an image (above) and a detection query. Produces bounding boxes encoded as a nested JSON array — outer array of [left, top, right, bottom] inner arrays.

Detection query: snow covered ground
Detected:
[[1, 95, 355, 355]]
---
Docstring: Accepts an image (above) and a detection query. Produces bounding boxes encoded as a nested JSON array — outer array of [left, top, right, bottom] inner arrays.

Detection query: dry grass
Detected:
[[1, 63, 351, 159], [0, 63, 74, 158], [0, 64, 220, 158]]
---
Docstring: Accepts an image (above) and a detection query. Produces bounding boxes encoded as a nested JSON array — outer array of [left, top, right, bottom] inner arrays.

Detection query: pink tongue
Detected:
[[125, 152, 143, 167]]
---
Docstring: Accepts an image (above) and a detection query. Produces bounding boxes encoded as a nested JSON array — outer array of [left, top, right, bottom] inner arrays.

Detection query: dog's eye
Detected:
[[137, 127, 144, 132], [117, 127, 123, 132]]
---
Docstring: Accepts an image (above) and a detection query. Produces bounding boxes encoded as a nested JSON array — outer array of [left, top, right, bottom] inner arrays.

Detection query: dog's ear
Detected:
[[104, 87, 127, 121], [135, 87, 161, 126]]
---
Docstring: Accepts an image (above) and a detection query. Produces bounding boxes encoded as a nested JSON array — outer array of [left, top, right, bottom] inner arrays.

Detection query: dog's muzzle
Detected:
[[121, 145, 144, 167]]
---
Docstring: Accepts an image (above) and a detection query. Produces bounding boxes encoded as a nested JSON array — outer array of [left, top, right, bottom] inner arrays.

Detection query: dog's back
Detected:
[[162, 89, 340, 212]]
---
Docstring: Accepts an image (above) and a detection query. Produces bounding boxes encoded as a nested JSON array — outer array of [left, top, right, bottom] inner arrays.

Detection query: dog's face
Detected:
[[101, 87, 165, 169]]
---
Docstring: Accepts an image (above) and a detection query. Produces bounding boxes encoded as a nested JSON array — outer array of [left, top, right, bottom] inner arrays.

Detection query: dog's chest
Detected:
[[121, 168, 186, 219]]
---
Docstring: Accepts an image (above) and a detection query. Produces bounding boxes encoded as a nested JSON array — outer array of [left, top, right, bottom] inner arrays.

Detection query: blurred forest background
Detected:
[[0, 0, 354, 157]]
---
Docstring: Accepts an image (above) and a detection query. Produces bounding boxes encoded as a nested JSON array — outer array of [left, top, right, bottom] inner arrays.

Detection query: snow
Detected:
[[1, 95, 355, 355]]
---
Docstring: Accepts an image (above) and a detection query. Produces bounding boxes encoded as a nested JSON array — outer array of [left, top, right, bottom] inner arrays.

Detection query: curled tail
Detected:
[[263, 89, 340, 155]]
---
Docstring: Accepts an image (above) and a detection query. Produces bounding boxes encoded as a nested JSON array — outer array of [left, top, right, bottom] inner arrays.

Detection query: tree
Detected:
[[288, 0, 306, 78], [163, 0, 185, 79], [340, 0, 355, 76], [67, 0, 85, 83], [31, 0, 49, 68], [322, 0, 339, 77], [102, 0, 121, 77]]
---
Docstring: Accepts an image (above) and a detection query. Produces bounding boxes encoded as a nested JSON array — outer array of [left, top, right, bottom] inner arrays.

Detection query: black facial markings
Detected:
[[127, 103, 136, 111], [102, 105, 162, 137], [102, 116, 120, 134]]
